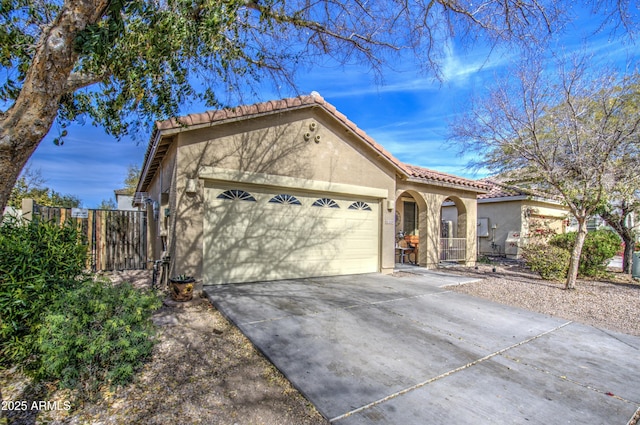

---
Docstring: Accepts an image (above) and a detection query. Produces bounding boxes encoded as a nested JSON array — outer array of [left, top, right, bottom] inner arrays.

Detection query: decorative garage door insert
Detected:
[[204, 184, 381, 284]]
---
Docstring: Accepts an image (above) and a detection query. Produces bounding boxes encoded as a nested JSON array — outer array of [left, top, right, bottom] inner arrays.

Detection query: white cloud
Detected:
[[440, 42, 513, 86]]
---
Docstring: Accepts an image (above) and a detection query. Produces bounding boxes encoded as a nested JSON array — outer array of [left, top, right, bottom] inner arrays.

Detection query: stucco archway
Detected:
[[394, 190, 431, 266], [395, 189, 477, 268], [439, 196, 470, 263]]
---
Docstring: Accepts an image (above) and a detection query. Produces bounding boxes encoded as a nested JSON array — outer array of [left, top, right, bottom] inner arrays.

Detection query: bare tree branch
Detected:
[[450, 53, 640, 287]]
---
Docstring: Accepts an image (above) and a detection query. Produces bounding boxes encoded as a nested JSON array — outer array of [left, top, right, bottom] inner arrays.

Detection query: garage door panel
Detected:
[[204, 185, 380, 284], [216, 260, 335, 283]]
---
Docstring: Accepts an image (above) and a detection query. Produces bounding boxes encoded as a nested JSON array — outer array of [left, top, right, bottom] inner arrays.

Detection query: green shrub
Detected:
[[477, 255, 493, 264], [550, 230, 620, 277], [35, 279, 161, 400], [0, 217, 87, 366], [521, 242, 571, 281]]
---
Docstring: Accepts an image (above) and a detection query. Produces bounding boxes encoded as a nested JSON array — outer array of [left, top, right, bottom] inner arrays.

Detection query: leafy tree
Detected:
[[97, 198, 117, 210], [122, 164, 141, 196], [0, 0, 636, 211], [590, 83, 640, 274], [8, 166, 81, 208], [451, 55, 640, 289]]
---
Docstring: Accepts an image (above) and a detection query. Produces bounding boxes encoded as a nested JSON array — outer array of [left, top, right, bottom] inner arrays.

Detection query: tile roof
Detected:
[[478, 178, 556, 200], [404, 164, 489, 191], [139, 93, 487, 193], [155, 96, 324, 131]]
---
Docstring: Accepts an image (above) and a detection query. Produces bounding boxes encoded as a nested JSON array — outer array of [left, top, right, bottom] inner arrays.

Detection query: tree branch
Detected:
[[64, 71, 105, 93]]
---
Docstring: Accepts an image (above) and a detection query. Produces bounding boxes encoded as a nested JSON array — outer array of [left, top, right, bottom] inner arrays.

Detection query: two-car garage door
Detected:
[[203, 183, 381, 284]]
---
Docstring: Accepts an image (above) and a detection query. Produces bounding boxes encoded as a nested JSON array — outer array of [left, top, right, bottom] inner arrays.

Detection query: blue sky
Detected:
[[24, 7, 638, 208]]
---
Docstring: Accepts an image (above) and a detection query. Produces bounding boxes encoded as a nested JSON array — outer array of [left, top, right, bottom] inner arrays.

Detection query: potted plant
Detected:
[[169, 274, 196, 301]]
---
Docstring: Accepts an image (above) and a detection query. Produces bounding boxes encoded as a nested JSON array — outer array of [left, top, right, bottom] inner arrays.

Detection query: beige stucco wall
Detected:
[[476, 200, 523, 256], [443, 199, 570, 257], [522, 201, 570, 240], [162, 107, 398, 280]]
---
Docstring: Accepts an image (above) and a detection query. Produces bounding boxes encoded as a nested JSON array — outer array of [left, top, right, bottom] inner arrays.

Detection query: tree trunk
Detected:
[[622, 238, 635, 274], [0, 0, 109, 212], [598, 206, 635, 275], [565, 219, 588, 290]]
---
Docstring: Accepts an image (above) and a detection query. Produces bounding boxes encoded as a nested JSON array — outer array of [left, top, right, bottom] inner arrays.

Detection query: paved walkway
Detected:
[[204, 272, 640, 424]]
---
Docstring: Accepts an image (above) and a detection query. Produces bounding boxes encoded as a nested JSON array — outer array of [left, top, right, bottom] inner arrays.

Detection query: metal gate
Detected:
[[439, 238, 467, 262]]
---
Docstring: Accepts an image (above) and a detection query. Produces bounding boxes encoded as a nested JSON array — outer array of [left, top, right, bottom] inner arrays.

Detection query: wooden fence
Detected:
[[28, 202, 147, 271]]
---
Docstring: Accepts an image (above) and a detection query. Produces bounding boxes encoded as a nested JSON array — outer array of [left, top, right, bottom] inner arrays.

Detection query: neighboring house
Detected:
[[135, 94, 488, 284], [442, 178, 570, 258], [565, 215, 606, 233], [114, 189, 140, 211], [567, 215, 631, 233]]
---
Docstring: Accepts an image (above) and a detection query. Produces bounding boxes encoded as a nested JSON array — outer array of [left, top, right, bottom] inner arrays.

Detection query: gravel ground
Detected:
[[444, 261, 640, 337]]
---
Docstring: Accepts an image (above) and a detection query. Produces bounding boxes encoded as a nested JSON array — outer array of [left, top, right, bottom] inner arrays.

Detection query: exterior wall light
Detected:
[[186, 178, 197, 194]]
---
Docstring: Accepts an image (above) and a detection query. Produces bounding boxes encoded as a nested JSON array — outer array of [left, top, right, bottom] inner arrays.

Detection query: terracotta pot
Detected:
[[169, 279, 195, 302]]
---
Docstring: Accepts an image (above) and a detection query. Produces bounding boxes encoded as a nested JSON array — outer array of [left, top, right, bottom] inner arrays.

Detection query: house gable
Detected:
[[174, 105, 399, 193], [137, 94, 487, 195]]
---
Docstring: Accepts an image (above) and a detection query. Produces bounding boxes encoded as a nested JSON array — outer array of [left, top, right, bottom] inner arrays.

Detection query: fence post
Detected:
[[21, 198, 35, 222]]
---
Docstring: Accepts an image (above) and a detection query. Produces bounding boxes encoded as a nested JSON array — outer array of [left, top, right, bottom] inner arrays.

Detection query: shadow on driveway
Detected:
[[204, 272, 640, 424]]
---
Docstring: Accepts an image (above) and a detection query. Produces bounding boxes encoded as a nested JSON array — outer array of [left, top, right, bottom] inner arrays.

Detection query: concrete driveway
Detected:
[[204, 272, 640, 424]]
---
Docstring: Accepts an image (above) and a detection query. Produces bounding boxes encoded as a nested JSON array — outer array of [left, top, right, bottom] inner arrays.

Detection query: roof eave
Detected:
[[138, 95, 505, 196], [405, 176, 488, 193], [478, 195, 529, 203], [136, 129, 174, 195], [478, 195, 566, 206]]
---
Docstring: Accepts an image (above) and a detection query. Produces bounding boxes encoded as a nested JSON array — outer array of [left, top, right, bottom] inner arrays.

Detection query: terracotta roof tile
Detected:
[[405, 164, 489, 190], [478, 178, 557, 200], [156, 95, 326, 132]]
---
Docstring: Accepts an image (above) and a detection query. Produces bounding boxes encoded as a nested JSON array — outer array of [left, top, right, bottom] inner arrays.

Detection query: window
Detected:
[[348, 201, 372, 211], [269, 194, 302, 205], [403, 201, 417, 235], [312, 198, 339, 208], [217, 190, 256, 201]]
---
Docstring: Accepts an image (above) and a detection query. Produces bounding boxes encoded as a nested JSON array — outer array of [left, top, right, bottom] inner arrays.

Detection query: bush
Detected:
[[35, 279, 161, 400], [521, 242, 571, 281], [0, 217, 87, 366], [550, 230, 620, 277]]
